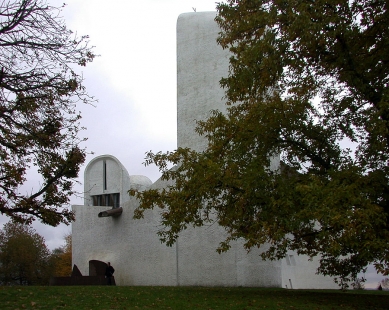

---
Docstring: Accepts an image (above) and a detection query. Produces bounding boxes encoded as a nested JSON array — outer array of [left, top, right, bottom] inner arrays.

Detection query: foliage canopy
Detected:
[[131, 0, 389, 286], [0, 0, 95, 225], [0, 221, 52, 285], [51, 233, 72, 277]]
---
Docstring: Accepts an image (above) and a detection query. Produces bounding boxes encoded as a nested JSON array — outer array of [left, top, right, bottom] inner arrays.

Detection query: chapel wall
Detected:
[[177, 12, 229, 151], [83, 155, 131, 207], [72, 199, 177, 286], [175, 11, 281, 287]]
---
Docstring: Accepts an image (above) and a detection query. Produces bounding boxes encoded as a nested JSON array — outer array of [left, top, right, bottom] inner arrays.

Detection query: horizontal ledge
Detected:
[[98, 207, 123, 218]]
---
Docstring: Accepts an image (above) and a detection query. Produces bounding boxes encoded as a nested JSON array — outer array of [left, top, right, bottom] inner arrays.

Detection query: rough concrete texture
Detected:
[[72, 12, 338, 289], [84, 155, 131, 206], [177, 12, 229, 151]]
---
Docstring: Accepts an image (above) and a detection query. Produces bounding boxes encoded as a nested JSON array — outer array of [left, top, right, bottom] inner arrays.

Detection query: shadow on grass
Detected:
[[0, 286, 388, 309]]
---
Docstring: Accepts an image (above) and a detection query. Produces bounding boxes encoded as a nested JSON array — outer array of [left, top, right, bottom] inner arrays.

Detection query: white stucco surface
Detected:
[[177, 12, 229, 151], [72, 201, 177, 286], [72, 12, 338, 289], [84, 155, 132, 206]]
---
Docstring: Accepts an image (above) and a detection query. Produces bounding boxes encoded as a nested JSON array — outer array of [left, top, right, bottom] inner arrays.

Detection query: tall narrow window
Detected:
[[103, 160, 107, 190], [113, 193, 120, 208], [104, 194, 110, 206]]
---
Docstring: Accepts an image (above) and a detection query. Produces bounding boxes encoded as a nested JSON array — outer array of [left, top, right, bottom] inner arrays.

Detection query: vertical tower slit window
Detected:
[[103, 160, 107, 190]]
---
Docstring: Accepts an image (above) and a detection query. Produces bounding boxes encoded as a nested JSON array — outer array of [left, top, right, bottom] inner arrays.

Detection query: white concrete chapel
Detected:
[[72, 12, 337, 289]]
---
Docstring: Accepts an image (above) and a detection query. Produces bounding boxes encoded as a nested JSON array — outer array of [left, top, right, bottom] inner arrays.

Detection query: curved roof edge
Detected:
[[84, 154, 129, 178]]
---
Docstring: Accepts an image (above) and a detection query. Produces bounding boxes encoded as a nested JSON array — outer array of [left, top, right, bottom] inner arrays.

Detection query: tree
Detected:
[[351, 277, 365, 290], [381, 278, 389, 289], [130, 0, 389, 288], [51, 232, 72, 277], [0, 0, 95, 226], [0, 221, 52, 285]]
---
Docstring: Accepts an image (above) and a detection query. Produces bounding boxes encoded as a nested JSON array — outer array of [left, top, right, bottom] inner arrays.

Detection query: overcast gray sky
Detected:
[[0, 0, 385, 289]]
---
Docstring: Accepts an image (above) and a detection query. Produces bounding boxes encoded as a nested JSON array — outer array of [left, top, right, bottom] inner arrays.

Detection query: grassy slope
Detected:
[[0, 286, 388, 309]]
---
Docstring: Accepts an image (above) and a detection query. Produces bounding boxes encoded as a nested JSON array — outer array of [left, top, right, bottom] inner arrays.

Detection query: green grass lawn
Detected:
[[0, 286, 388, 310]]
